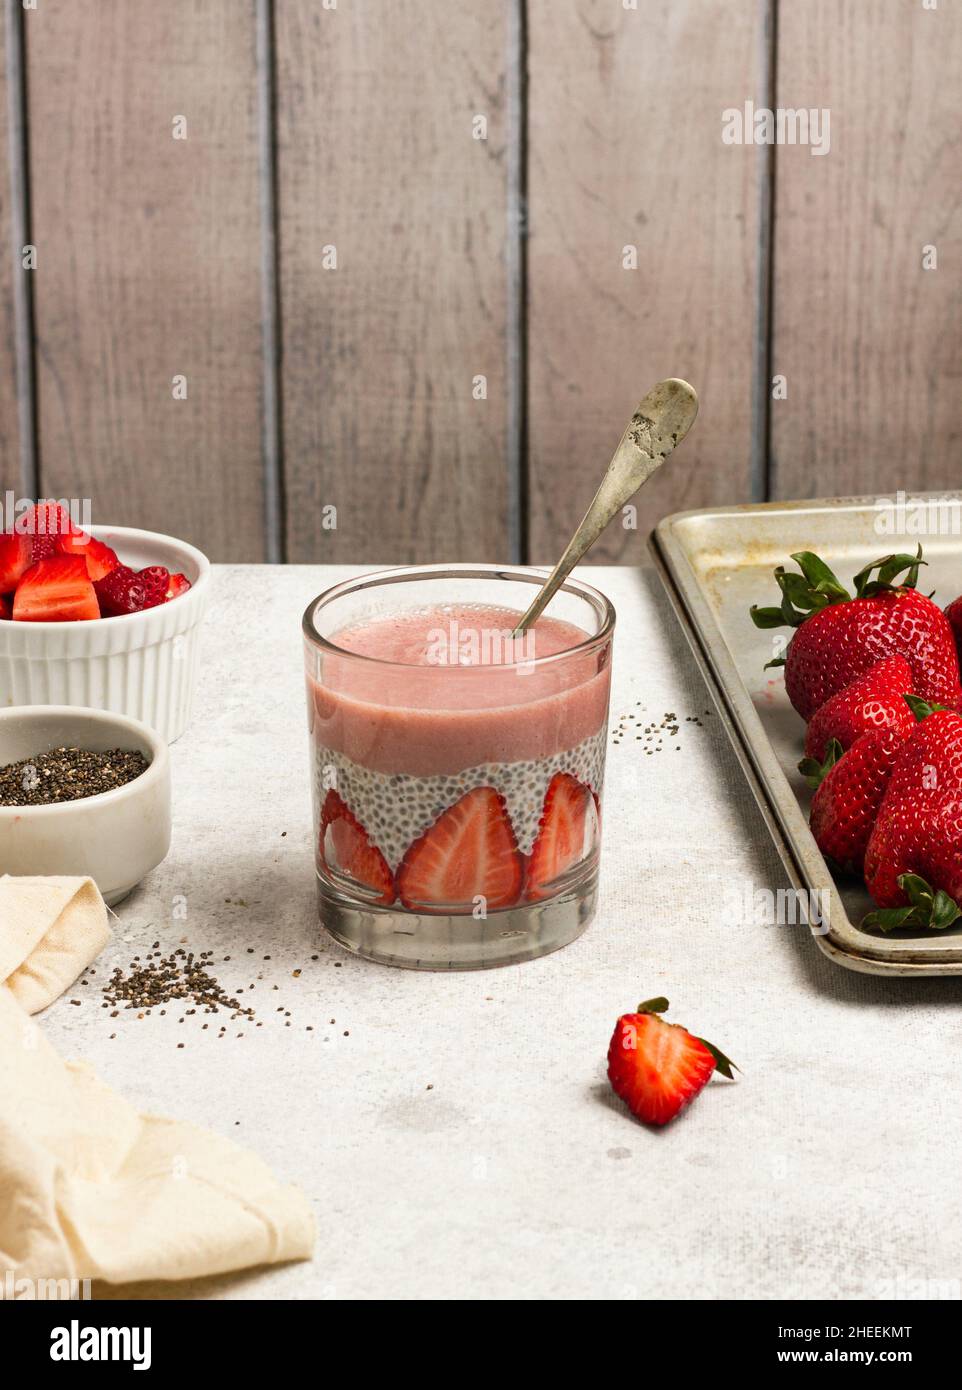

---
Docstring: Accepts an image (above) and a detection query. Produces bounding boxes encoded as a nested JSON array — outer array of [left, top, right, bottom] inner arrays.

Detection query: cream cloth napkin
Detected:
[[0, 875, 314, 1285]]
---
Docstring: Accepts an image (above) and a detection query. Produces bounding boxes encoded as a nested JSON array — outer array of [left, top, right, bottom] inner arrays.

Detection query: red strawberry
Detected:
[[800, 728, 907, 874], [12, 555, 99, 622], [803, 655, 915, 762], [0, 532, 32, 592], [56, 531, 120, 582], [397, 786, 522, 913], [863, 698, 962, 929], [166, 572, 191, 601], [751, 549, 961, 721], [20, 500, 78, 539], [525, 772, 599, 901], [319, 790, 395, 905], [27, 534, 60, 562], [18, 501, 79, 563], [95, 563, 170, 616], [607, 997, 736, 1127], [946, 596, 962, 666]]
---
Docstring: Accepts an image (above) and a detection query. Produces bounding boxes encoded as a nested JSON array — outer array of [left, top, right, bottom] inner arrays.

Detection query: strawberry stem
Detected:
[[636, 997, 669, 1014]]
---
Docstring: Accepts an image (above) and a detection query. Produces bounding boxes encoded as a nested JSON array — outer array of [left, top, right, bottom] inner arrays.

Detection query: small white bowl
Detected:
[[0, 525, 210, 743], [0, 705, 171, 906]]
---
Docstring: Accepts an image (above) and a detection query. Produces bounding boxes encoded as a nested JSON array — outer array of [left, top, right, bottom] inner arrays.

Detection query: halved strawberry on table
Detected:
[[525, 771, 599, 901], [320, 789, 395, 906], [607, 997, 737, 1127], [12, 555, 100, 622], [396, 785, 522, 913], [803, 654, 915, 762], [750, 548, 962, 721]]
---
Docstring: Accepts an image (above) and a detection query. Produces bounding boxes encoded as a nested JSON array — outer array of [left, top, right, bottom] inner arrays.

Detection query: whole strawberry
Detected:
[[607, 997, 736, 1126], [946, 595, 962, 669], [800, 728, 907, 874], [803, 654, 915, 761], [863, 697, 962, 930], [750, 549, 961, 722]]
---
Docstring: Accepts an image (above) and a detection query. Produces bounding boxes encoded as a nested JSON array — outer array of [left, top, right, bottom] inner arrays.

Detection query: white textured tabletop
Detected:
[[41, 565, 962, 1301]]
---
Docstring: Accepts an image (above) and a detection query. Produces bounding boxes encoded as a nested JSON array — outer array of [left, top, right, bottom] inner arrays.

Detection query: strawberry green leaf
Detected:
[[862, 904, 925, 932], [903, 694, 949, 723], [852, 546, 925, 598], [776, 570, 824, 610], [695, 1037, 739, 1079], [789, 551, 850, 601], [864, 874, 962, 932], [764, 656, 787, 669], [749, 552, 851, 639], [750, 604, 792, 630], [931, 891, 962, 931], [636, 997, 669, 1014], [798, 738, 844, 790], [900, 872, 936, 908]]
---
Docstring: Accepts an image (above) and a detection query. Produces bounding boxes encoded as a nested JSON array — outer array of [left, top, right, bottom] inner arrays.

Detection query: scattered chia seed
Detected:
[[102, 947, 255, 1023], [0, 746, 149, 806], [611, 709, 706, 753]]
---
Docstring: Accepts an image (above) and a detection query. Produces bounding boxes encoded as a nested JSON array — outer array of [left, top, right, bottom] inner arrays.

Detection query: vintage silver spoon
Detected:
[[513, 377, 699, 634]]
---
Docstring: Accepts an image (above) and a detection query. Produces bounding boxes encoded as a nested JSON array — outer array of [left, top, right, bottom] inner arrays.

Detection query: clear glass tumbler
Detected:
[[303, 564, 614, 969]]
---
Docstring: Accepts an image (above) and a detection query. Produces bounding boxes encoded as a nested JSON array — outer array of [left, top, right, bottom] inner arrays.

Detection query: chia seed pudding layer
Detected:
[[314, 727, 606, 868]]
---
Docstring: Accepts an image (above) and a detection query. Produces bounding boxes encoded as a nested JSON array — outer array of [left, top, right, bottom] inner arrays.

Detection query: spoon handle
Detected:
[[513, 378, 699, 634]]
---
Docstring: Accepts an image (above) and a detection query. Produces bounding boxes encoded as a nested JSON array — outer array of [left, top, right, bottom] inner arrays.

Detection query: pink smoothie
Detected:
[[309, 603, 610, 777]]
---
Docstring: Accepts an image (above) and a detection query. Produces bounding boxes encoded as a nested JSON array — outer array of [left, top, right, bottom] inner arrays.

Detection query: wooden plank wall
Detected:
[[771, 1, 962, 501], [275, 0, 512, 563], [0, 1, 959, 563], [526, 0, 762, 561], [25, 0, 266, 561], [0, 8, 20, 495]]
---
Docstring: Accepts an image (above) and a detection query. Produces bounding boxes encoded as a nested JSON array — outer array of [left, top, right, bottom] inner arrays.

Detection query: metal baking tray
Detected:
[[650, 493, 962, 975]]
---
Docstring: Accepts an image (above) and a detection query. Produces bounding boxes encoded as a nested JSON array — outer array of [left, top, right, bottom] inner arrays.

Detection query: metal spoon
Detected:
[[513, 377, 699, 634]]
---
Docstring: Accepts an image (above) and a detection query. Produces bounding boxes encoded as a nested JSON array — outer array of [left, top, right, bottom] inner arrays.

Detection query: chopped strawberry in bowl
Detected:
[[0, 503, 195, 622], [0, 513, 210, 742]]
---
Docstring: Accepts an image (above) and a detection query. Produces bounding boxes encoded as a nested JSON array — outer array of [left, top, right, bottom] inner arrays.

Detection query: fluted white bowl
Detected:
[[0, 525, 210, 743]]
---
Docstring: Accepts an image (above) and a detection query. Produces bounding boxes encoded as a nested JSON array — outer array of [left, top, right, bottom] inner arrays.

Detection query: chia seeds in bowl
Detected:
[[0, 745, 151, 807]]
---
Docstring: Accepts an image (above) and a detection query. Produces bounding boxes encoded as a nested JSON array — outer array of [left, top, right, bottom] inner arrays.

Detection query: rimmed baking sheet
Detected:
[[650, 493, 962, 975]]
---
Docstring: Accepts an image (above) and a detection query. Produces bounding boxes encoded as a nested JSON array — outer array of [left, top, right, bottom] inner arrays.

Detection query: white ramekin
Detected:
[[0, 705, 171, 905], [0, 525, 210, 743]]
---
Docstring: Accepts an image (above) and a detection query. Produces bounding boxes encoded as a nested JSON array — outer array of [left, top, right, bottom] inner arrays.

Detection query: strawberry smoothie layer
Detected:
[[308, 603, 610, 777]]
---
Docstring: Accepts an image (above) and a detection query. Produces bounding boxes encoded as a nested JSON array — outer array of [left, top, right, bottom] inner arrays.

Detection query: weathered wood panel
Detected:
[[26, 0, 266, 560], [0, 10, 21, 497], [526, 0, 762, 562], [276, 0, 511, 564], [771, 1, 962, 501]]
